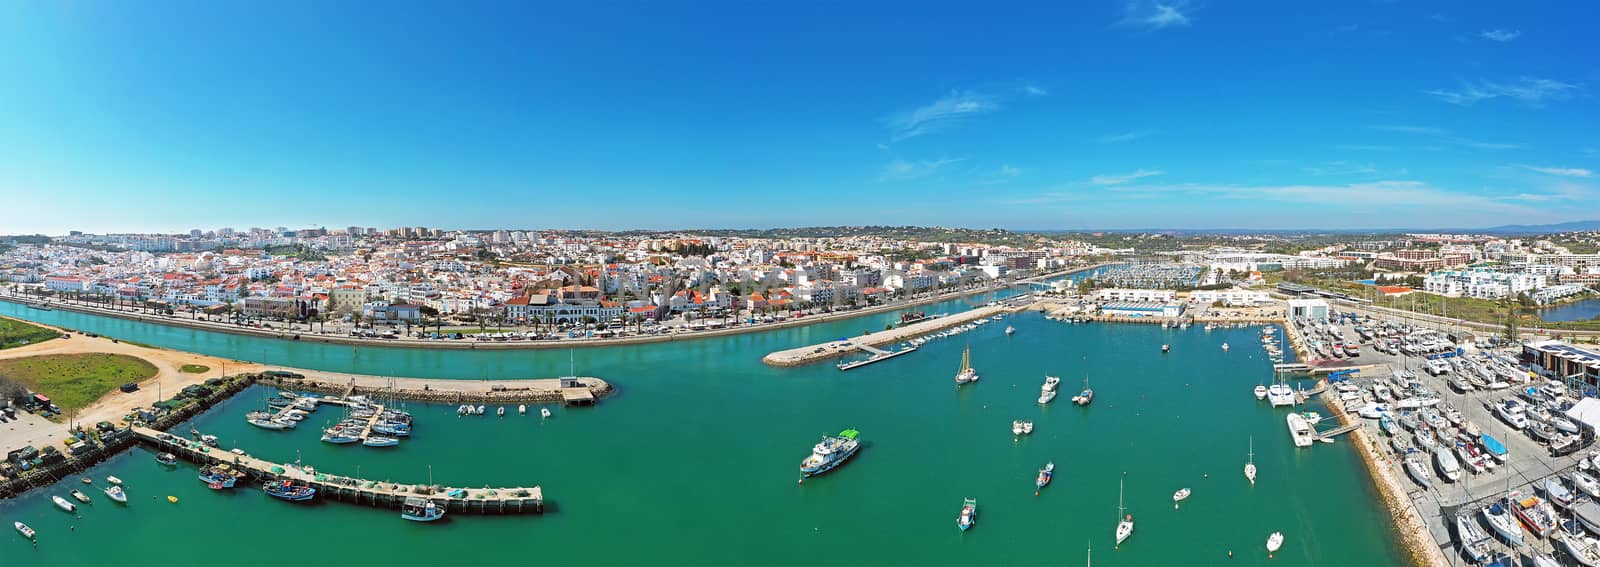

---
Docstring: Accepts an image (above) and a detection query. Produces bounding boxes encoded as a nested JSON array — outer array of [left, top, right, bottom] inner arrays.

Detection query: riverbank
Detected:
[[0, 264, 1106, 351]]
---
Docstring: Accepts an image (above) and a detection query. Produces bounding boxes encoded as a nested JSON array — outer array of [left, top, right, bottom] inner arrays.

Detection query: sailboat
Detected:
[[1072, 376, 1094, 406], [954, 345, 979, 384], [1245, 437, 1257, 485], [1115, 478, 1134, 547]]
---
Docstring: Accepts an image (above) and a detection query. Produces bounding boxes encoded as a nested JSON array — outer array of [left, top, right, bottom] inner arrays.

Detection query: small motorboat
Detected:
[[1173, 487, 1191, 508], [1036, 462, 1054, 494], [1161, 344, 1170, 353], [104, 485, 128, 503], [1254, 385, 1268, 400], [541, 407, 552, 418], [15, 521, 35, 540], [167, 495, 179, 504], [518, 404, 527, 415], [1011, 420, 1034, 436], [497, 406, 505, 417], [70, 490, 91, 503], [1005, 325, 1015, 336], [1221, 342, 1230, 351], [52, 495, 76, 513], [1267, 531, 1285, 554], [106, 476, 123, 485], [155, 452, 178, 466], [475, 405, 486, 415], [958, 497, 977, 532], [80, 477, 92, 485]]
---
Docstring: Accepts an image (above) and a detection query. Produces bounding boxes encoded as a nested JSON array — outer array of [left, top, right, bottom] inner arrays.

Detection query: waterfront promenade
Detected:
[[0, 264, 1104, 351]]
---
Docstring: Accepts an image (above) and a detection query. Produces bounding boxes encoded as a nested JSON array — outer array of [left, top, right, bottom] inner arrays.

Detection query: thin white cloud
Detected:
[[1302, 161, 1379, 176], [1021, 85, 1048, 96], [1480, 29, 1522, 42], [979, 164, 1023, 185], [1091, 169, 1166, 185], [879, 157, 965, 181], [1363, 124, 1521, 151], [1424, 77, 1580, 106], [1521, 165, 1594, 178], [882, 91, 999, 142], [1099, 130, 1155, 144], [1121, 1, 1191, 30]]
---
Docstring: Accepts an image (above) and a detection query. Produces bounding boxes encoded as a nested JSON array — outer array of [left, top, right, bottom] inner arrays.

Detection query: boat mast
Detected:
[[1248, 436, 1254, 464]]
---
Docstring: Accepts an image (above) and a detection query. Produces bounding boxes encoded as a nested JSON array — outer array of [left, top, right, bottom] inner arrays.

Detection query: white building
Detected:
[[1422, 270, 1544, 300], [1287, 298, 1329, 321], [1531, 284, 1589, 305], [1189, 289, 1272, 306], [1094, 288, 1177, 303]]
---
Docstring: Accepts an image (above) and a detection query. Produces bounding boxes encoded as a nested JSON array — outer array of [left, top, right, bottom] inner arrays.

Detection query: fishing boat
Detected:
[[1036, 462, 1054, 492], [104, 485, 127, 503], [1115, 479, 1134, 547], [401, 496, 446, 522], [70, 490, 90, 503], [1513, 493, 1559, 538], [800, 429, 861, 477], [106, 476, 122, 485], [1173, 487, 1191, 508], [52, 495, 76, 513], [155, 452, 178, 466], [1245, 437, 1257, 485], [1483, 500, 1524, 546], [541, 407, 552, 418], [15, 521, 35, 539], [957, 498, 977, 532], [198, 465, 243, 489], [1072, 377, 1094, 406], [263, 480, 317, 502], [1012, 420, 1034, 436], [1434, 446, 1462, 483], [364, 436, 400, 447], [1456, 513, 1493, 564], [954, 345, 979, 385], [1266, 532, 1284, 554]]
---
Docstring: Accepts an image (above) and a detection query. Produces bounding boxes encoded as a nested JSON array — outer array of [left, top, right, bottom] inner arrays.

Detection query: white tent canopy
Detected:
[[1566, 397, 1600, 434]]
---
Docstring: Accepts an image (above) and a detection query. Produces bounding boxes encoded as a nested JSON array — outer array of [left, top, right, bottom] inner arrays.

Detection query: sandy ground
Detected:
[[0, 316, 263, 455]]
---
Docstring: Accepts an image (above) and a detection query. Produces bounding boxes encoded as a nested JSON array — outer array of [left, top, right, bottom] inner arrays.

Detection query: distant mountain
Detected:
[[1479, 220, 1600, 234]]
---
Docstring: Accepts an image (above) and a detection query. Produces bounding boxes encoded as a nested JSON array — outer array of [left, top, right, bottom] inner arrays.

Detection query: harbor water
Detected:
[[0, 298, 1404, 565], [1538, 297, 1600, 323]]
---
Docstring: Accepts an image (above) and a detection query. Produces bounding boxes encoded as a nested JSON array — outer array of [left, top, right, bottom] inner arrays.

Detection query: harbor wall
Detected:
[[1324, 388, 1450, 567], [256, 375, 613, 405], [761, 303, 1021, 367]]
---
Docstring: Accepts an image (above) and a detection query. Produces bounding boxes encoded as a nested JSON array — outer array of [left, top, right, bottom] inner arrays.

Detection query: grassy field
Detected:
[[0, 353, 158, 413], [0, 317, 59, 350], [179, 364, 210, 373]]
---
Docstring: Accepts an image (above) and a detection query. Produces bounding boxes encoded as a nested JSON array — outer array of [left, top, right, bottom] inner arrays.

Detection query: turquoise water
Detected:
[[1539, 297, 1600, 323], [0, 295, 1404, 565]]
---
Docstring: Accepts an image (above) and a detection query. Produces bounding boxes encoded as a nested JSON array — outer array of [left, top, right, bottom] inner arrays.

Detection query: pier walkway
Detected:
[[133, 426, 544, 514], [1316, 423, 1362, 441], [763, 301, 1029, 367]]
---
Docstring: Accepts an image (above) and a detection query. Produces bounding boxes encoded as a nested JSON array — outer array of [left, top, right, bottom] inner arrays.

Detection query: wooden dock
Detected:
[[133, 426, 543, 514]]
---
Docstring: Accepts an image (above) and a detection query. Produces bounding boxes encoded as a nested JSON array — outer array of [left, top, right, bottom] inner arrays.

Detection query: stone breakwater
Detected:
[[257, 375, 614, 405], [1325, 388, 1449, 567]]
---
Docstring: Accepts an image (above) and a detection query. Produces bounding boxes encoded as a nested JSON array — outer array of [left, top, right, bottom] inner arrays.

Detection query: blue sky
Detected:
[[1, 1, 1596, 233]]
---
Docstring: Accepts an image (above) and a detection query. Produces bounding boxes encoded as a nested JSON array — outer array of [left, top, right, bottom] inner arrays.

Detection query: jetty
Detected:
[[134, 427, 544, 514], [259, 373, 612, 406], [836, 343, 918, 371], [763, 301, 1030, 367]]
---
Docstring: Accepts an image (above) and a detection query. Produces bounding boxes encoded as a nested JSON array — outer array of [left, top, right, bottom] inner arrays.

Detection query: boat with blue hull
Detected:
[[263, 480, 317, 502], [800, 429, 861, 477], [198, 465, 244, 489]]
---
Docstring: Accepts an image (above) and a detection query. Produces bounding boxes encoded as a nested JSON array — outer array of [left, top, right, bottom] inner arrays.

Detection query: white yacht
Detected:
[[1245, 437, 1257, 485], [1038, 375, 1061, 404], [1012, 420, 1034, 436], [1115, 479, 1134, 547]]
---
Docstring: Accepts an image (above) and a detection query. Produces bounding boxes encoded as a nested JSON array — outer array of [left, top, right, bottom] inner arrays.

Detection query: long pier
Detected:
[[763, 301, 1029, 367], [133, 426, 543, 514]]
